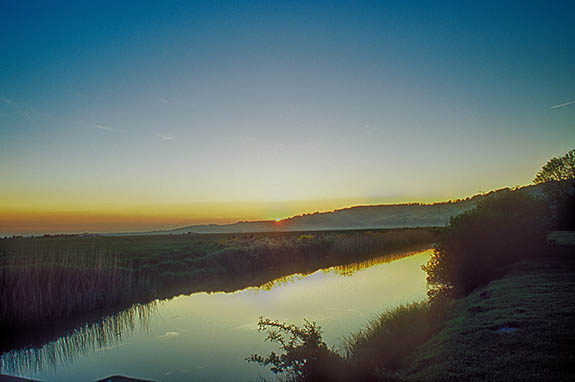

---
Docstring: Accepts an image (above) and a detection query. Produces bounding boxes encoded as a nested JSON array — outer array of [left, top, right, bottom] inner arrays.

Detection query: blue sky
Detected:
[[1, 1, 574, 233]]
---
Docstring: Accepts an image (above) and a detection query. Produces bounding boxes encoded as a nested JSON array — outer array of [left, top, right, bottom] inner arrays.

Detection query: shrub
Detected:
[[533, 148, 574, 230], [539, 179, 575, 230], [423, 189, 551, 299], [247, 317, 361, 382]]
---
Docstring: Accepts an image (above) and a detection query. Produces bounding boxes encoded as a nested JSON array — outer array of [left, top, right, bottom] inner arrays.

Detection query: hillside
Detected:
[[118, 184, 542, 236]]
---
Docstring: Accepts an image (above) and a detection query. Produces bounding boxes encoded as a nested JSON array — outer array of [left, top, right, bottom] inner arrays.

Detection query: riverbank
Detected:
[[400, 244, 575, 381]]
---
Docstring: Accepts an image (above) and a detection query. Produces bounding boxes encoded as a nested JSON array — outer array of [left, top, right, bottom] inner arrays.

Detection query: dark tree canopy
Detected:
[[534, 149, 575, 184], [533, 149, 575, 229], [422, 189, 551, 299]]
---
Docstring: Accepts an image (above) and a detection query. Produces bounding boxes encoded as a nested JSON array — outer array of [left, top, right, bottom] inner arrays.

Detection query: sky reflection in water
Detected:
[[10, 249, 432, 382]]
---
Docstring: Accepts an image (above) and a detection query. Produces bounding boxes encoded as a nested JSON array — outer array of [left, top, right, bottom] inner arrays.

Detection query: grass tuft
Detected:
[[344, 301, 446, 374]]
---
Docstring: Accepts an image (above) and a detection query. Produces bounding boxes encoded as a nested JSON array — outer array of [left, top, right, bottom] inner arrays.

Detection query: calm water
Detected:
[[4, 249, 432, 382]]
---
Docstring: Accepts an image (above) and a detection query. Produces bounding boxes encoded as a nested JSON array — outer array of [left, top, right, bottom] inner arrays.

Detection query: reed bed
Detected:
[[330, 229, 436, 256], [208, 228, 436, 272], [0, 248, 151, 326]]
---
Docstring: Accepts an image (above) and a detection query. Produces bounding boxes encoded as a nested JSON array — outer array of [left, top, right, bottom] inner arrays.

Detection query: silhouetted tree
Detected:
[[534, 149, 575, 184], [533, 149, 575, 229]]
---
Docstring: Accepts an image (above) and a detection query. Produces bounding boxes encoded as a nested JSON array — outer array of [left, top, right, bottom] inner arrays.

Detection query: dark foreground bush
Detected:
[[423, 189, 551, 299], [538, 180, 575, 230], [247, 317, 381, 382], [533, 148, 574, 228], [248, 304, 446, 382]]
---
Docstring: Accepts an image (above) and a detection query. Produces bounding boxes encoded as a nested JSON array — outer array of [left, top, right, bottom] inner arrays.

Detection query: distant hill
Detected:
[[111, 185, 543, 235]]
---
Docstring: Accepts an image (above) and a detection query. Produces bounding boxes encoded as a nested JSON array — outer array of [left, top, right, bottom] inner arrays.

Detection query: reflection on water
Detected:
[[250, 248, 423, 291], [3, 248, 432, 382], [1, 302, 157, 376], [329, 248, 426, 276]]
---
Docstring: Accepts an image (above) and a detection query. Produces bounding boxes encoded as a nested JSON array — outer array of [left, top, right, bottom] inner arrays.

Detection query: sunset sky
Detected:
[[1, 1, 574, 235]]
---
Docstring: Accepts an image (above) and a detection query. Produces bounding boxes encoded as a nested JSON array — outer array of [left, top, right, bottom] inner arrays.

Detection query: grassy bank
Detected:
[[344, 301, 444, 377], [0, 228, 436, 330], [401, 246, 575, 381]]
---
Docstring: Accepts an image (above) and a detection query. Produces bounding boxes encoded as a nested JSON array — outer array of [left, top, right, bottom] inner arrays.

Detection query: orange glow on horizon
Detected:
[[1, 181, 528, 236], [0, 189, 494, 235]]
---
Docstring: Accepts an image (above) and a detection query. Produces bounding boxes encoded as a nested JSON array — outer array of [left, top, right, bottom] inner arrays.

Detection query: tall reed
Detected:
[[0, 248, 150, 326]]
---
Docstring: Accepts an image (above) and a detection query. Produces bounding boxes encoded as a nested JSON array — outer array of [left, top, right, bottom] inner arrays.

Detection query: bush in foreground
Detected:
[[247, 317, 348, 382], [248, 303, 445, 381], [423, 189, 551, 299]]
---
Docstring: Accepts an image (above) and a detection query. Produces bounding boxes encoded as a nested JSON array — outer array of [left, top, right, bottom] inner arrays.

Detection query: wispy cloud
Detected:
[[2, 97, 33, 121], [550, 101, 575, 109], [95, 123, 124, 132], [1, 97, 17, 107], [75, 93, 102, 100], [157, 134, 176, 141], [159, 97, 169, 104], [362, 123, 380, 133], [236, 136, 257, 144]]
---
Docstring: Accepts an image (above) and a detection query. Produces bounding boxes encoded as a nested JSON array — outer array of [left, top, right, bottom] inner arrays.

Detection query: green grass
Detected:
[[344, 301, 444, 375], [401, 246, 575, 381]]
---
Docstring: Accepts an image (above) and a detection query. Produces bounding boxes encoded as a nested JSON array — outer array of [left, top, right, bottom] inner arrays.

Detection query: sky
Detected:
[[1, 1, 574, 234]]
